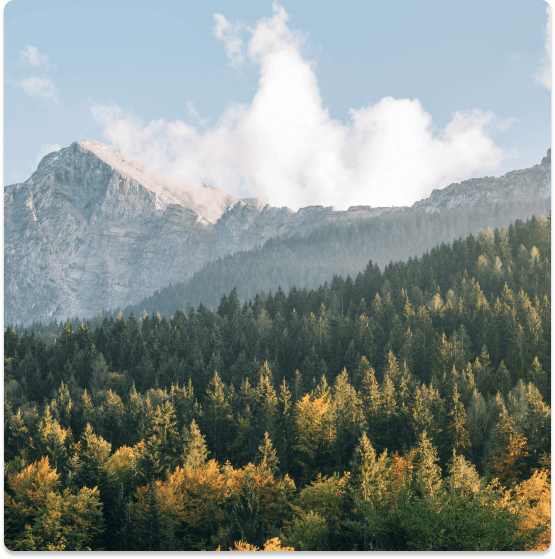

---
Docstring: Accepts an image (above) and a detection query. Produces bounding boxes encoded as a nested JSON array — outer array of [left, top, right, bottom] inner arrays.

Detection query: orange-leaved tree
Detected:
[[489, 432, 530, 488], [510, 457, 551, 551]]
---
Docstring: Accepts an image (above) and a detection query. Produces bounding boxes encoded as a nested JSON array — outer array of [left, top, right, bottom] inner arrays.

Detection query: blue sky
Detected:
[[4, 0, 552, 210]]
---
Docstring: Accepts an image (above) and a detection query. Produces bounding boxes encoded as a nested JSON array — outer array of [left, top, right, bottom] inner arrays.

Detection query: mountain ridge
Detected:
[[4, 141, 550, 326]]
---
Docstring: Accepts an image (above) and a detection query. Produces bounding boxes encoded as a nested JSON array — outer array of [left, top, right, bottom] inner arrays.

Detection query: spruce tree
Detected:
[[350, 432, 376, 502], [256, 431, 279, 476], [413, 430, 442, 498], [446, 384, 471, 457], [181, 419, 209, 470]]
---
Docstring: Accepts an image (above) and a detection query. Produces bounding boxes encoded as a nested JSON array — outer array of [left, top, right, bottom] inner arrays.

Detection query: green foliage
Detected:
[[256, 431, 279, 476], [283, 509, 328, 551], [345, 482, 545, 551], [3, 214, 550, 551]]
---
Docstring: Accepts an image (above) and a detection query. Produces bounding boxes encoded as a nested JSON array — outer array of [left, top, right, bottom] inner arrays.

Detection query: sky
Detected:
[[4, 0, 552, 210]]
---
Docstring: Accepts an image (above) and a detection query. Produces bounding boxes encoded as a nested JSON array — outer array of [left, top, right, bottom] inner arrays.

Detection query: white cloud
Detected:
[[16, 76, 59, 100], [92, 2, 511, 211], [19, 45, 50, 67], [185, 101, 207, 126], [9, 45, 59, 100], [213, 13, 246, 66], [35, 143, 62, 166], [534, 5, 552, 89]]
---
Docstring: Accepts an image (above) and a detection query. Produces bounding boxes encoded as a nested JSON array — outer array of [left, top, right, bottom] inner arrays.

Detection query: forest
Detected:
[[4, 214, 551, 550], [98, 194, 551, 321]]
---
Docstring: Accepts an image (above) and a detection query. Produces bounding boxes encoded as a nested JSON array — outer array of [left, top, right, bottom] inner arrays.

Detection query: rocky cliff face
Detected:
[[412, 149, 551, 213], [4, 142, 550, 326]]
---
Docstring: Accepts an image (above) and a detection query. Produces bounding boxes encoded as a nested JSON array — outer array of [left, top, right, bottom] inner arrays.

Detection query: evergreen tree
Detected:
[[357, 357, 382, 443], [329, 368, 364, 471], [277, 378, 293, 472], [90, 353, 110, 401], [49, 381, 74, 432], [350, 432, 377, 502], [446, 453, 482, 500], [446, 384, 471, 457], [202, 371, 233, 461], [254, 362, 278, 441], [229, 476, 266, 549], [181, 419, 209, 470], [256, 431, 279, 476], [5, 408, 29, 462], [132, 482, 163, 551], [413, 430, 442, 498], [486, 404, 517, 474], [96, 389, 125, 450]]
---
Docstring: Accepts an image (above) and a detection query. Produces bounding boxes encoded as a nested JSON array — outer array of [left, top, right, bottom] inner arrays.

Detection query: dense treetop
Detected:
[[4, 215, 551, 550]]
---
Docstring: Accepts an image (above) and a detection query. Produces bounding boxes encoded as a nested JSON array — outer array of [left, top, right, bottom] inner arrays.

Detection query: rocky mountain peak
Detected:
[[4, 143, 551, 326]]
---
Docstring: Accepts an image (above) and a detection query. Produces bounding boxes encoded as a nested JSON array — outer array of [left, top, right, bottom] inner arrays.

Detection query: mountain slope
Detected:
[[4, 142, 550, 326], [109, 150, 551, 319]]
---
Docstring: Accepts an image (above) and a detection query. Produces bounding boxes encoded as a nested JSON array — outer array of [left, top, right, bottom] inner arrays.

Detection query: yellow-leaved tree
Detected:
[[4, 456, 105, 551], [510, 455, 551, 551], [213, 537, 294, 550], [291, 394, 330, 484]]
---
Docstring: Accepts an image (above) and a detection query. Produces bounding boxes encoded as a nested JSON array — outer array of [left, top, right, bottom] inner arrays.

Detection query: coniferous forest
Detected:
[[4, 215, 551, 551]]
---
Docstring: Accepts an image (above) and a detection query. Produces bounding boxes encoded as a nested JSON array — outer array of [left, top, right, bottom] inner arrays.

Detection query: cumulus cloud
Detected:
[[35, 143, 62, 166], [534, 5, 552, 89], [92, 2, 511, 210], [19, 45, 50, 67]]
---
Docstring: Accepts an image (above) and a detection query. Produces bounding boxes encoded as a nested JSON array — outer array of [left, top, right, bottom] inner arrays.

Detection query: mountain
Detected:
[[4, 141, 550, 326]]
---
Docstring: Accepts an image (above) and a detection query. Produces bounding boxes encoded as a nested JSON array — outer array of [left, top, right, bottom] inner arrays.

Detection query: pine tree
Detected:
[[350, 432, 377, 502], [135, 436, 170, 485], [446, 452, 482, 500], [148, 400, 181, 466], [27, 405, 72, 480], [133, 482, 163, 551], [358, 357, 382, 443], [380, 374, 398, 450], [5, 408, 29, 462], [229, 476, 266, 549], [96, 389, 125, 450], [292, 394, 330, 484], [522, 382, 551, 465], [527, 357, 549, 402], [485, 403, 516, 473], [446, 384, 471, 457], [254, 362, 278, 441], [181, 419, 209, 471], [5, 456, 105, 551], [277, 378, 293, 472], [49, 381, 73, 431], [413, 430, 442, 498], [465, 389, 488, 468], [473, 346, 494, 397], [256, 431, 279, 476], [90, 353, 110, 400], [329, 368, 364, 471], [70, 423, 111, 490], [202, 371, 233, 461]]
